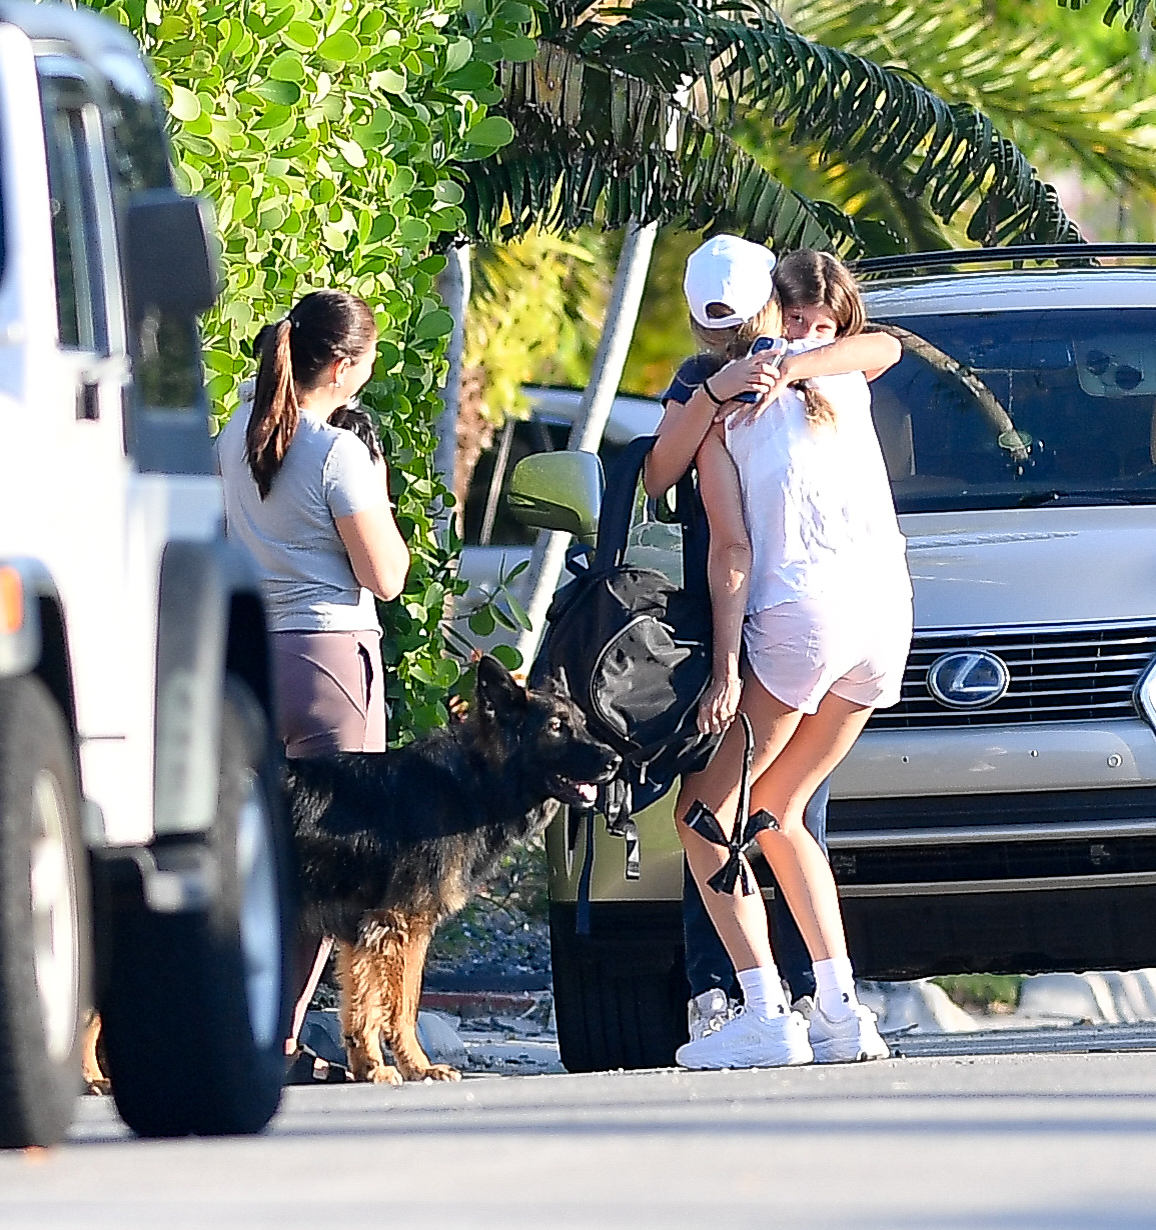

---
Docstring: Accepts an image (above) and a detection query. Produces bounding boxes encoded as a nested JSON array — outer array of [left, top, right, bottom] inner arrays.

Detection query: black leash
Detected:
[[683, 712, 778, 896]]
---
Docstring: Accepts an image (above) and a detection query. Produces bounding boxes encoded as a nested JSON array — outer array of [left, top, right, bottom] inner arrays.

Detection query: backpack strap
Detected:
[[592, 434, 656, 572]]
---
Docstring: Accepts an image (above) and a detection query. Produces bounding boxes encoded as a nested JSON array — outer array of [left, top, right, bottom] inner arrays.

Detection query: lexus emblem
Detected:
[[926, 651, 1010, 709]]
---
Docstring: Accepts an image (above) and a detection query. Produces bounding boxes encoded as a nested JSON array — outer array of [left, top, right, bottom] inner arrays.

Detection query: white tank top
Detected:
[[723, 362, 910, 615]]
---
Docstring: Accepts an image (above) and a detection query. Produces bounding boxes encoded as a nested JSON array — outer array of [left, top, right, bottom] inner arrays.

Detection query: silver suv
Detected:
[[511, 245, 1156, 1072]]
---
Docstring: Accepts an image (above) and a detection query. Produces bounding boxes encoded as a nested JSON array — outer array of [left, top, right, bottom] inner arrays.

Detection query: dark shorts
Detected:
[[272, 629, 387, 757]]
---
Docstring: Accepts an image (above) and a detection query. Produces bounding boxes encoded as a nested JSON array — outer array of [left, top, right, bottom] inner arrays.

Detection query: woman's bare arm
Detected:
[[335, 462, 410, 601], [783, 331, 902, 383], [644, 354, 786, 498], [695, 425, 751, 735]]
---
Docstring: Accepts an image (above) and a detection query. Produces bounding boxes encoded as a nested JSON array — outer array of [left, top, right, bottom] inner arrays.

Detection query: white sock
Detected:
[[813, 956, 859, 1021], [737, 966, 790, 1020]]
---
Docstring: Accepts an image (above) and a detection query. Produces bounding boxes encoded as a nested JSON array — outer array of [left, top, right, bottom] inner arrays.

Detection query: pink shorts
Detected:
[[743, 596, 912, 715]]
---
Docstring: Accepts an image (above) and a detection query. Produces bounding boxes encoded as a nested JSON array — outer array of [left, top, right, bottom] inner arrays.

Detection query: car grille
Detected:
[[869, 622, 1156, 729]]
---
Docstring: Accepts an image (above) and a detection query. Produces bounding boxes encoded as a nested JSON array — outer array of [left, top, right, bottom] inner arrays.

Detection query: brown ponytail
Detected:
[[247, 319, 298, 499], [245, 289, 377, 499], [775, 249, 867, 432]]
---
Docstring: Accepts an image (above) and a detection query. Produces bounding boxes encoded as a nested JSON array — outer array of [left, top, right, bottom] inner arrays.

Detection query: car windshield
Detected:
[[870, 307, 1156, 513]]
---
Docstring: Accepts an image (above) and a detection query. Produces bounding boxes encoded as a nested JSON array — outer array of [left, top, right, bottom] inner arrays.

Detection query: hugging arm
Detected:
[[645, 353, 790, 498], [727, 332, 902, 428], [695, 426, 751, 736]]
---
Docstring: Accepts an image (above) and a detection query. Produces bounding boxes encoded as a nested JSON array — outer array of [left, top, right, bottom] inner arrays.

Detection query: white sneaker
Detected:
[[802, 1000, 890, 1063], [676, 1008, 813, 1070], [687, 988, 734, 1042]]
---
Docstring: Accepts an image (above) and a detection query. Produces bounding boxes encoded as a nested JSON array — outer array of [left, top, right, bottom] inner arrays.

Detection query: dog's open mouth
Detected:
[[548, 775, 601, 808]]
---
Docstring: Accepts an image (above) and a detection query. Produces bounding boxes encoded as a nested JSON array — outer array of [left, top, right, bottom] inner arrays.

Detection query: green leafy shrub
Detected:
[[88, 0, 533, 742]]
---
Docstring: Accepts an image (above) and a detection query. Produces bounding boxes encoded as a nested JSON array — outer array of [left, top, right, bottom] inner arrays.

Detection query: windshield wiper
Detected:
[[1016, 491, 1132, 508]]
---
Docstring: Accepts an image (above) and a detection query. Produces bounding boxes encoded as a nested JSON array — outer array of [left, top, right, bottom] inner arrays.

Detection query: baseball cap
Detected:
[[684, 234, 777, 329]]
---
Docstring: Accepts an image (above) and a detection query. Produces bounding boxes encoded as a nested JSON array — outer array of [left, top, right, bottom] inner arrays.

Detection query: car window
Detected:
[[39, 85, 109, 355], [872, 308, 1156, 512], [464, 418, 625, 546]]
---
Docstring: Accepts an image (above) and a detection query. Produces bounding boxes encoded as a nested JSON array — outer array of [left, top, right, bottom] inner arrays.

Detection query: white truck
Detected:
[[0, 1, 293, 1143]]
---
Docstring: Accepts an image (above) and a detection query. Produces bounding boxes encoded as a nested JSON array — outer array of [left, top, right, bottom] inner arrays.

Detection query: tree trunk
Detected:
[[434, 243, 472, 546], [512, 219, 659, 671]]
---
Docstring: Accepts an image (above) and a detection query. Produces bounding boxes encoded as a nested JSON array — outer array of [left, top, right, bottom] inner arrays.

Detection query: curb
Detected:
[[420, 990, 542, 1019]]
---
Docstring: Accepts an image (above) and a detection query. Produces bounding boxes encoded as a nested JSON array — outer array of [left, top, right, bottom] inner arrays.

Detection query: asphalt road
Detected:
[[2, 1029, 1155, 1230]]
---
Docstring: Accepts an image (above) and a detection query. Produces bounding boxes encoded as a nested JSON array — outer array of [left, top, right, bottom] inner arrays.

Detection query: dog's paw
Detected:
[[362, 1063, 405, 1086], [414, 1064, 461, 1083]]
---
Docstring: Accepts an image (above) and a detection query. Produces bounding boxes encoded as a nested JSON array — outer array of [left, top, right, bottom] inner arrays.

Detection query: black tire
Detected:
[[550, 905, 686, 1072], [102, 676, 295, 1137], [0, 675, 91, 1148]]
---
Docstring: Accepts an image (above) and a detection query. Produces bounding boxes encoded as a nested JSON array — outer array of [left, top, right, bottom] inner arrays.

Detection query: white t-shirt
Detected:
[[217, 404, 387, 633], [723, 347, 910, 615]]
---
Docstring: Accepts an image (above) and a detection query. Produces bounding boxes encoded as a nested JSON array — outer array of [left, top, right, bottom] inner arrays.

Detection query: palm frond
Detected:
[[462, 45, 880, 252], [564, 0, 1080, 245], [795, 0, 1156, 195], [1058, 0, 1153, 30]]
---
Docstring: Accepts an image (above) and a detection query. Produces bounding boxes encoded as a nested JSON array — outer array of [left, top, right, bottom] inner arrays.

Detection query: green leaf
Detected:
[[268, 50, 305, 82], [317, 30, 361, 62], [415, 308, 453, 338], [254, 79, 301, 106], [282, 20, 318, 50], [498, 35, 538, 62], [491, 643, 524, 671], [444, 36, 473, 73], [466, 115, 515, 148], [373, 68, 408, 94], [468, 606, 496, 637], [503, 593, 532, 631], [168, 84, 201, 122]]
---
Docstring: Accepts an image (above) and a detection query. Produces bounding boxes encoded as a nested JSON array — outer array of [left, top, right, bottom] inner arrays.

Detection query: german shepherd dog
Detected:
[[285, 655, 619, 1084]]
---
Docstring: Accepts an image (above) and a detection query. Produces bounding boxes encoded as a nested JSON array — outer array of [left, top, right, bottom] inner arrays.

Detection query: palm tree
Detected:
[[458, 0, 1094, 256]]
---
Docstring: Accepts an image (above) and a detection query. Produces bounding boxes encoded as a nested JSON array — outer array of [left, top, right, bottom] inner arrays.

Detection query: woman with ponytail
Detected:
[[218, 289, 409, 757], [217, 289, 410, 1064]]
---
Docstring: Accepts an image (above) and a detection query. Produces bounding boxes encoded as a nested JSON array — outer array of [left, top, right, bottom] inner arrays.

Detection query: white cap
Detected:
[[684, 234, 777, 329]]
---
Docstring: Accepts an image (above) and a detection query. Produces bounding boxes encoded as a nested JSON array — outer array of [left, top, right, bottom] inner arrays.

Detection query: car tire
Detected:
[[0, 674, 91, 1149], [101, 676, 294, 1137], [550, 908, 686, 1072]]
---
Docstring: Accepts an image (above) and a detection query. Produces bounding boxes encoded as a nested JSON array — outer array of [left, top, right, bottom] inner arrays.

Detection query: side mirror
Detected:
[[507, 451, 604, 546], [125, 189, 220, 318]]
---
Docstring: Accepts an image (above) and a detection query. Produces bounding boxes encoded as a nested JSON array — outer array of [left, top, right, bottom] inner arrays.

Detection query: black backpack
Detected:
[[531, 436, 721, 925]]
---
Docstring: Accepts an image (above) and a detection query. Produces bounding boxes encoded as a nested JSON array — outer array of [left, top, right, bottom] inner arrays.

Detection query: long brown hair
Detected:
[[774, 249, 866, 430], [246, 289, 377, 499]]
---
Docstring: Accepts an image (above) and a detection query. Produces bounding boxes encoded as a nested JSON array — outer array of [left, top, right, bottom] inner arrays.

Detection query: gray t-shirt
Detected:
[[217, 405, 386, 633]]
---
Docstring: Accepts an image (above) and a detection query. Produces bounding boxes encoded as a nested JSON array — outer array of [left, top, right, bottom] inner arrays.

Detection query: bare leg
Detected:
[[287, 934, 334, 1055], [748, 686, 873, 962], [674, 677, 803, 972], [82, 1009, 109, 1094]]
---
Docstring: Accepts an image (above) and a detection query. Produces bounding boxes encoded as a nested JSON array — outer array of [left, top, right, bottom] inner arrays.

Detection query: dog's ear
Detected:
[[475, 654, 526, 720], [545, 666, 571, 698]]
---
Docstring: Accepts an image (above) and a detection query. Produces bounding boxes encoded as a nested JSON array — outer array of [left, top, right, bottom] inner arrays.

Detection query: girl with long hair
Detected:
[[216, 288, 411, 1060], [648, 237, 909, 1066]]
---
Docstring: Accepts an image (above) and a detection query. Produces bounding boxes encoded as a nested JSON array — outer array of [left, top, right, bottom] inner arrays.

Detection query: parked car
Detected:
[[456, 387, 661, 621], [511, 245, 1156, 1072], [0, 1, 292, 1144]]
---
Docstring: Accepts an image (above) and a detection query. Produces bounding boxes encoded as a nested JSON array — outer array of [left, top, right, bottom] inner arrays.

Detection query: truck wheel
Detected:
[[550, 908, 685, 1072], [0, 675, 90, 1148], [102, 677, 294, 1137]]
